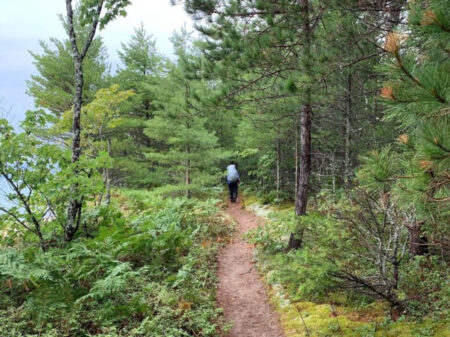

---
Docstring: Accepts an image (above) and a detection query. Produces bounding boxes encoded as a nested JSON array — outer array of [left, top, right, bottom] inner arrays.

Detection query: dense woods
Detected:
[[0, 0, 448, 336]]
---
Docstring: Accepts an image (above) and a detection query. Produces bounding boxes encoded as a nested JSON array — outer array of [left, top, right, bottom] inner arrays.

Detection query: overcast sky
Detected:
[[0, 0, 193, 127]]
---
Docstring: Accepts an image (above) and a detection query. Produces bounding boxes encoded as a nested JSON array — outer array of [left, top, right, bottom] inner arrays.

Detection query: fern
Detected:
[[0, 248, 53, 284], [78, 263, 139, 301]]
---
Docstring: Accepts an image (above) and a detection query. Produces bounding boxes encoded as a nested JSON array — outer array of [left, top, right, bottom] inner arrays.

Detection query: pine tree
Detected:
[[358, 0, 449, 255], [144, 32, 223, 197], [113, 25, 165, 187], [27, 21, 109, 117]]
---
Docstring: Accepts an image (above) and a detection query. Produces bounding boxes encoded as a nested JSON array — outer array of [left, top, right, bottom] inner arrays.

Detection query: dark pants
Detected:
[[228, 181, 238, 202]]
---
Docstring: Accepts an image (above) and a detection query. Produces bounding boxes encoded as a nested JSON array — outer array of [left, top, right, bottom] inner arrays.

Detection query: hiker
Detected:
[[226, 161, 240, 203]]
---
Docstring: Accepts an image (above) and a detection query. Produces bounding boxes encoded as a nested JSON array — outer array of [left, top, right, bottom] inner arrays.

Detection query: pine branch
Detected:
[[341, 51, 383, 68], [395, 54, 446, 104]]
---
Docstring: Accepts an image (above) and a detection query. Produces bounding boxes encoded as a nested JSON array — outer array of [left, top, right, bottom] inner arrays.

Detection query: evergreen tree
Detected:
[[144, 32, 223, 197], [113, 25, 164, 187], [180, 0, 402, 247], [27, 22, 109, 117], [358, 0, 449, 255]]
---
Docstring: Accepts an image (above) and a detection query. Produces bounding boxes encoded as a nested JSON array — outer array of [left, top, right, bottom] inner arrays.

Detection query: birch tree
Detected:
[[64, 0, 130, 241]]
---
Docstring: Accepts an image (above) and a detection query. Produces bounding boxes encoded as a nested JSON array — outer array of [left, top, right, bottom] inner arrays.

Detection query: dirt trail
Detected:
[[217, 199, 285, 337]]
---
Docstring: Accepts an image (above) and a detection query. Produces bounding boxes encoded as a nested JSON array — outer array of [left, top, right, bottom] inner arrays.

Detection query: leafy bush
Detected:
[[248, 190, 450, 319], [0, 193, 229, 336], [248, 208, 340, 302]]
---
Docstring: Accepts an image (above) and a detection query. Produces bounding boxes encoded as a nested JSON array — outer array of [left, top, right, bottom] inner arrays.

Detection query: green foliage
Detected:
[[400, 256, 450, 317], [79, 0, 131, 30], [56, 84, 134, 155], [27, 33, 108, 117], [0, 118, 111, 247], [3, 0, 449, 335], [111, 25, 165, 187], [0, 193, 229, 336], [246, 194, 450, 335], [118, 24, 163, 76], [359, 0, 449, 254], [248, 207, 341, 302], [142, 34, 227, 196], [250, 187, 449, 311]]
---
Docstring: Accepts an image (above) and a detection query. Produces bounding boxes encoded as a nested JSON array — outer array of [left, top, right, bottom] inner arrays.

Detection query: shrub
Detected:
[[0, 193, 229, 336]]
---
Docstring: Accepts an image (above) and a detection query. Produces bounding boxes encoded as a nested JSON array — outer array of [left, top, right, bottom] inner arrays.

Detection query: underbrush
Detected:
[[0, 191, 230, 337], [245, 193, 450, 337]]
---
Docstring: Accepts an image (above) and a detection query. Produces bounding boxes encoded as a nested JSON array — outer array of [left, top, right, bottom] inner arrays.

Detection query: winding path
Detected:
[[217, 199, 285, 337]]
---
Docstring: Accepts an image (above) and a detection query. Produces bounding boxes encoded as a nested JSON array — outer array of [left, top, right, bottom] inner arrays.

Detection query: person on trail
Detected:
[[226, 161, 240, 203]]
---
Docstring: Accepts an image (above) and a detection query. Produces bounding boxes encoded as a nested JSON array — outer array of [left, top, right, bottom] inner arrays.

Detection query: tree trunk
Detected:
[[64, 0, 103, 241], [289, 0, 312, 249], [186, 145, 191, 199], [294, 116, 299, 199], [387, 0, 407, 29], [276, 137, 281, 200], [290, 102, 312, 249], [296, 103, 312, 216], [331, 151, 336, 193], [65, 55, 84, 241], [409, 222, 428, 256], [105, 138, 112, 205], [344, 74, 352, 187], [390, 302, 403, 321]]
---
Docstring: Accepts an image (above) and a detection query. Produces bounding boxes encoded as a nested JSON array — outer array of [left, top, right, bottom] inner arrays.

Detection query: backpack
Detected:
[[227, 165, 239, 182]]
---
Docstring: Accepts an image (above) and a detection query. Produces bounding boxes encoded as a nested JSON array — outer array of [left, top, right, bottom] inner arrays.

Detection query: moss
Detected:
[[271, 296, 370, 337], [241, 194, 259, 209], [269, 290, 450, 337], [249, 201, 450, 337], [241, 191, 294, 212]]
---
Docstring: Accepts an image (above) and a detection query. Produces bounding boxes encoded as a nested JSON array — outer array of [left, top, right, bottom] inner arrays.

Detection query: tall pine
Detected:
[[358, 0, 449, 255], [144, 31, 223, 197]]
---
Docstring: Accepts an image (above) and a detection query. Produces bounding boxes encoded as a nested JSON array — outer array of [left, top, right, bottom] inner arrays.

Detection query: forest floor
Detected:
[[217, 197, 285, 337]]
